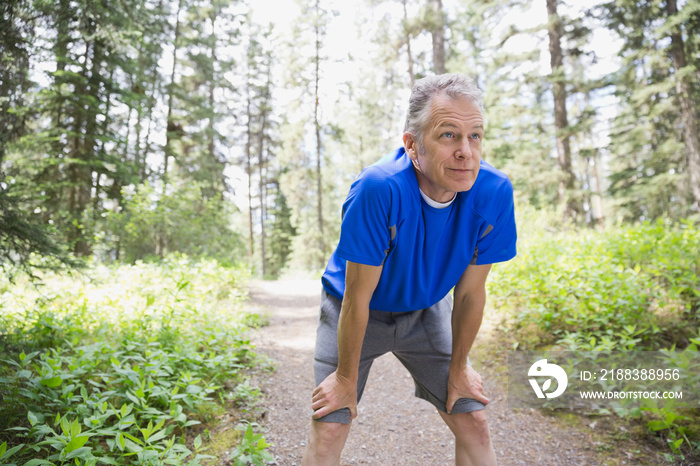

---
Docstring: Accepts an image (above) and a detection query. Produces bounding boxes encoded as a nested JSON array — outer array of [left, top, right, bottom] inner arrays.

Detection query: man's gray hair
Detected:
[[404, 73, 484, 145]]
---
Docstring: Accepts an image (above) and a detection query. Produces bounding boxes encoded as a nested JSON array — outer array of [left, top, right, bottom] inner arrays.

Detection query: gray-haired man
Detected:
[[303, 73, 517, 465]]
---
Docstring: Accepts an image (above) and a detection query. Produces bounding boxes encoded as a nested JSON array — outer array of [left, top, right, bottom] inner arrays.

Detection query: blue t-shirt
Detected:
[[322, 147, 517, 312]]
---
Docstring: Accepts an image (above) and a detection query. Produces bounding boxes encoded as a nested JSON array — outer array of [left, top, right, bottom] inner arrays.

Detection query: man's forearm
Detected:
[[449, 289, 486, 373], [336, 296, 370, 381], [334, 261, 382, 382]]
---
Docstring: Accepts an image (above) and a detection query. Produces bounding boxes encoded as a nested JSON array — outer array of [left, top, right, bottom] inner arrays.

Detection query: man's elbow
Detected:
[[455, 288, 487, 310]]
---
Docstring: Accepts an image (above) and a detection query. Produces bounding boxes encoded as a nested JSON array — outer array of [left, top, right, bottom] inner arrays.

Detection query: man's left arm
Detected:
[[446, 262, 492, 414]]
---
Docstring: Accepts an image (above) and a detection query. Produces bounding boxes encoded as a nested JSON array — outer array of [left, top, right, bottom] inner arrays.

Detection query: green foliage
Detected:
[[489, 219, 700, 351], [0, 258, 273, 465], [229, 423, 274, 466], [489, 218, 700, 459], [227, 379, 264, 421], [0, 0, 33, 164], [600, 0, 700, 221], [265, 189, 296, 278], [0, 180, 81, 279], [2, 0, 247, 260], [107, 182, 244, 265], [637, 338, 700, 461]]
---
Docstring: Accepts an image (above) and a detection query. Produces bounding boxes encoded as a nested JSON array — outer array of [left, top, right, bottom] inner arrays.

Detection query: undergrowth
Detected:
[[0, 256, 272, 465], [488, 218, 700, 463]]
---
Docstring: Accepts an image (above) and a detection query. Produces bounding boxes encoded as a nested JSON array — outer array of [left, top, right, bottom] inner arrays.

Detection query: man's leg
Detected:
[[305, 292, 393, 464], [438, 409, 496, 466], [302, 420, 351, 466], [391, 297, 496, 464]]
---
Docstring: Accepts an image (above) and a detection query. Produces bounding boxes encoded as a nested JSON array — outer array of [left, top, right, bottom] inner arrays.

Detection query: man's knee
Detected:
[[309, 420, 350, 458], [445, 410, 491, 446], [313, 420, 349, 439]]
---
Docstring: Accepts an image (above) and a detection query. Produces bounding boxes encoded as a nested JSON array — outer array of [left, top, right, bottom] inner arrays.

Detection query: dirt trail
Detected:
[[248, 279, 629, 466]]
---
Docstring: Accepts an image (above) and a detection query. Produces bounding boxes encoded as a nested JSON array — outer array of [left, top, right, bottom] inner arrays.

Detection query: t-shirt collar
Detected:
[[419, 189, 456, 209]]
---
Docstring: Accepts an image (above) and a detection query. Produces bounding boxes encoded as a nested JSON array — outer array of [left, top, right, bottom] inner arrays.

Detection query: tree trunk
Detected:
[[164, 0, 183, 195], [159, 0, 184, 258], [591, 153, 604, 229], [245, 82, 254, 262], [546, 0, 577, 221], [68, 37, 96, 256], [314, 0, 325, 265], [402, 0, 415, 87], [132, 44, 143, 180], [95, 66, 114, 227], [54, 0, 70, 123], [666, 0, 700, 212], [258, 107, 268, 277], [141, 65, 159, 183], [429, 0, 446, 74], [207, 9, 219, 197], [43, 0, 72, 224]]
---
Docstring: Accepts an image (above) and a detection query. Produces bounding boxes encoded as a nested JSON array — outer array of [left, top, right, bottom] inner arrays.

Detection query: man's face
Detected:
[[404, 94, 484, 203]]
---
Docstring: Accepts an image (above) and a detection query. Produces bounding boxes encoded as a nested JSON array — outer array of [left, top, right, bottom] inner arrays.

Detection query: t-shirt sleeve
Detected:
[[474, 178, 517, 265], [335, 170, 392, 267]]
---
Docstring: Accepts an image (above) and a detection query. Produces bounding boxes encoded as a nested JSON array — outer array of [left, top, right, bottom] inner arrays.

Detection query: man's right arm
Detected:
[[311, 260, 382, 420]]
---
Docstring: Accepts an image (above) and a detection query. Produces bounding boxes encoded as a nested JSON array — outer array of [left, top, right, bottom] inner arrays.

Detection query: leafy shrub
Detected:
[[488, 219, 700, 460], [489, 219, 700, 351], [0, 257, 273, 465], [229, 423, 273, 466]]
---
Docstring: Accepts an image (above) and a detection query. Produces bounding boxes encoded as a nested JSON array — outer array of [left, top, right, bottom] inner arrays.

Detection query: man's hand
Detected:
[[446, 364, 489, 414], [311, 370, 358, 420]]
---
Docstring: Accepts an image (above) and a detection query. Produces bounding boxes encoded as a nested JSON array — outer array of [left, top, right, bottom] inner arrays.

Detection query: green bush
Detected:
[[0, 257, 271, 465], [489, 219, 700, 351], [488, 218, 700, 460]]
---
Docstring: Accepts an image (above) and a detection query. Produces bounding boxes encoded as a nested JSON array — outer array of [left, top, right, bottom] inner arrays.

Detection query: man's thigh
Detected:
[[392, 294, 486, 415], [312, 290, 395, 424]]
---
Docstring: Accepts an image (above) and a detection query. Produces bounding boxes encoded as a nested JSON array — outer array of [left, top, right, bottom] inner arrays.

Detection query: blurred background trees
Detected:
[[1, 0, 698, 277]]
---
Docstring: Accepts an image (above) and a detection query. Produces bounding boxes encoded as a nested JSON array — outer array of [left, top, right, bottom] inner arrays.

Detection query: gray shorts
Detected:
[[313, 290, 486, 424]]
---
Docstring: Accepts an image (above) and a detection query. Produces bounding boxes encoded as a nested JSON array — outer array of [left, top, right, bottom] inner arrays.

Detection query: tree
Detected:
[[163, 0, 184, 200], [2, 0, 249, 264], [241, 18, 284, 276], [664, 0, 700, 213], [547, 0, 579, 221], [402, 0, 417, 86], [601, 0, 699, 221], [266, 182, 296, 277], [427, 0, 446, 74], [448, 0, 560, 210], [312, 0, 326, 263], [0, 1, 32, 168], [0, 182, 80, 279], [279, 0, 332, 271], [256, 51, 273, 276]]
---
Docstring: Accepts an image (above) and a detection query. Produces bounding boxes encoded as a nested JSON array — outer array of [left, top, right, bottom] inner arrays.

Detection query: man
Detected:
[[302, 73, 517, 465]]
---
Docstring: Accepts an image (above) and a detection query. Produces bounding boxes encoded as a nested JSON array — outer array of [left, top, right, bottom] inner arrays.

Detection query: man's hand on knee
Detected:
[[311, 370, 358, 420], [446, 364, 489, 414]]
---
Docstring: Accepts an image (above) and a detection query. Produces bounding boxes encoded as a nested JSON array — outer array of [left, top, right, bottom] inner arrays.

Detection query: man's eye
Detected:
[[443, 132, 455, 138], [469, 133, 481, 140]]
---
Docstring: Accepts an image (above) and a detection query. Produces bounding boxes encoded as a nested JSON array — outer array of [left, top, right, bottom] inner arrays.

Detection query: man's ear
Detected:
[[403, 132, 418, 160]]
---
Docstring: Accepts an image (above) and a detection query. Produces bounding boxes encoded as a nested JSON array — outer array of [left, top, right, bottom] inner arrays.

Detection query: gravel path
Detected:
[[249, 279, 643, 466]]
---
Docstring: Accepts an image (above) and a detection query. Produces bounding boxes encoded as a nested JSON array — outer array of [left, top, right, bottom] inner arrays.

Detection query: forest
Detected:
[[1, 0, 699, 464]]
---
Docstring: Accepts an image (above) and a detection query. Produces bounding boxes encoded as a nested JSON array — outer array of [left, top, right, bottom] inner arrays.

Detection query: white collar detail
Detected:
[[419, 189, 456, 209]]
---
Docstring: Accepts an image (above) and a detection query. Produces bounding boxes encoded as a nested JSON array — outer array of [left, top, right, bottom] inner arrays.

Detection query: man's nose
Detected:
[[455, 138, 472, 159]]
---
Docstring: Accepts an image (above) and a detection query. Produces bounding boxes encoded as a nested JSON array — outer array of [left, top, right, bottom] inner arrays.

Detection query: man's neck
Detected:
[[419, 188, 455, 208]]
